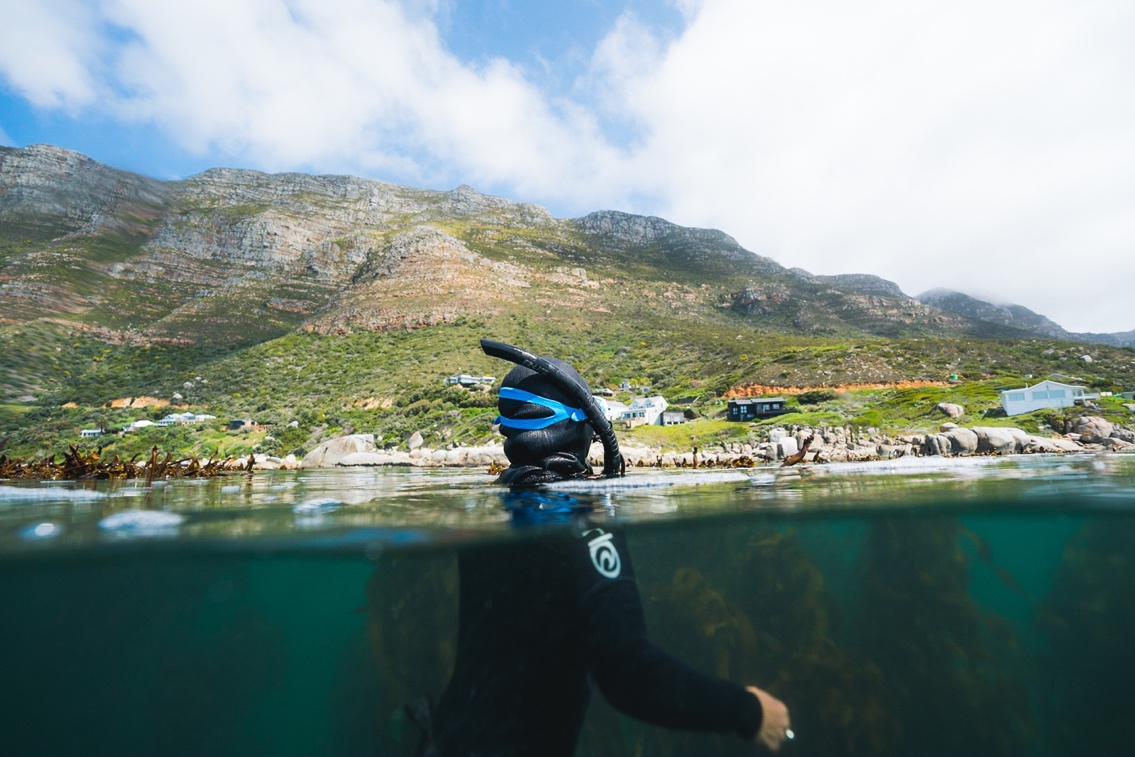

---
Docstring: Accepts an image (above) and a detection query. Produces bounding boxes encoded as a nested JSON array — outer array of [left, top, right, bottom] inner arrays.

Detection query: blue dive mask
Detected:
[[495, 386, 588, 430]]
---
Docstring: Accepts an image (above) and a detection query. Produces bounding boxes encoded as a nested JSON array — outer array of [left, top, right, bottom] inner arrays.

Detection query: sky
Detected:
[[1, 0, 1133, 335]]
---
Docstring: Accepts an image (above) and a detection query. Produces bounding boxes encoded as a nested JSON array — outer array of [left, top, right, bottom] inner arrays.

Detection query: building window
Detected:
[[1008, 392, 1025, 402], [1049, 390, 1066, 399], [1031, 391, 1048, 400]]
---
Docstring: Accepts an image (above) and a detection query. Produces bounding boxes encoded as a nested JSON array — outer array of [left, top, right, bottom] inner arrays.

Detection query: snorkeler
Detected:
[[416, 341, 792, 756]]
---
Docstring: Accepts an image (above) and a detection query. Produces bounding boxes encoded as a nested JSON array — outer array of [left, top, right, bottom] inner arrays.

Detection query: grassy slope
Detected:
[[3, 172, 1133, 459], [2, 311, 1132, 459]]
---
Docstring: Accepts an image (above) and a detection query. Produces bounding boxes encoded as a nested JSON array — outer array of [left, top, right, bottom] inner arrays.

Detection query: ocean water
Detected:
[[0, 454, 1133, 756]]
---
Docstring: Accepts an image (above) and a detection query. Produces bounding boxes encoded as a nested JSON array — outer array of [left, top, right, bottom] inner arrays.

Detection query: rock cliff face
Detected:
[[0, 144, 169, 238], [917, 289, 1070, 339], [1, 143, 1126, 348]]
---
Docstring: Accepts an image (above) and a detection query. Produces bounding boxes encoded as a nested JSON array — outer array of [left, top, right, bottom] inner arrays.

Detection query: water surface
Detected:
[[1, 454, 1133, 755]]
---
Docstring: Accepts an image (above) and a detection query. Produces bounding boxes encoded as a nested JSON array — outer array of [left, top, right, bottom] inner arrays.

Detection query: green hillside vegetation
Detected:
[[2, 314, 1132, 460], [2, 145, 1133, 461]]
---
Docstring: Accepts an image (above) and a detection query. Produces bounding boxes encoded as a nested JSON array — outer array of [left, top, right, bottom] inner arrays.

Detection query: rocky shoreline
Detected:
[[278, 415, 1134, 471]]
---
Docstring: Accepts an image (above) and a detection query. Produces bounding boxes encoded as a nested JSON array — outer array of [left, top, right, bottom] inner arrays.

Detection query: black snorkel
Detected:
[[481, 339, 625, 478]]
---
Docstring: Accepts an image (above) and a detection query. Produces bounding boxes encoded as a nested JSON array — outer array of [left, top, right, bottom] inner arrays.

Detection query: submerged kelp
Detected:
[[1040, 517, 1135, 755], [861, 518, 1032, 755], [363, 550, 458, 745], [602, 523, 899, 757], [722, 529, 900, 756]]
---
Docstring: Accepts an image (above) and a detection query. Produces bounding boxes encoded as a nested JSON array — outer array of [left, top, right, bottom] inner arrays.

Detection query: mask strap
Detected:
[[496, 386, 588, 429]]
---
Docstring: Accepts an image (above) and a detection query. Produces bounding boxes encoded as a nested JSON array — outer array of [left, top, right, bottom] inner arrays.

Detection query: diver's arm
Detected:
[[573, 529, 765, 738], [749, 685, 792, 752], [582, 577, 763, 737]]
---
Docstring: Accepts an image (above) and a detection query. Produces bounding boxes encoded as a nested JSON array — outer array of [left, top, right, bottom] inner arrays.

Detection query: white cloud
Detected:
[[585, 0, 1135, 333], [0, 0, 105, 111], [0, 0, 1133, 332]]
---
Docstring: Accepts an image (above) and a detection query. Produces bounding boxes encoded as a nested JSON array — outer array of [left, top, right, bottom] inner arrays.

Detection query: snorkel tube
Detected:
[[481, 339, 625, 478]]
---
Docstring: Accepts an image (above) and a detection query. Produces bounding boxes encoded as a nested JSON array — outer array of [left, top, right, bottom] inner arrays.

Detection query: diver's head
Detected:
[[497, 360, 595, 468]]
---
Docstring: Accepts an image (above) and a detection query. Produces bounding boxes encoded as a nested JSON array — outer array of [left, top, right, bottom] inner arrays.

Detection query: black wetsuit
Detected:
[[428, 521, 763, 757]]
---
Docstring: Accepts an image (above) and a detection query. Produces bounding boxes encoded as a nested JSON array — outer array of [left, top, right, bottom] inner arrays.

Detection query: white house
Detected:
[[619, 396, 669, 426], [156, 412, 217, 426], [594, 397, 629, 422], [1000, 380, 1087, 416], [79, 428, 103, 438], [125, 419, 155, 432], [444, 374, 495, 387]]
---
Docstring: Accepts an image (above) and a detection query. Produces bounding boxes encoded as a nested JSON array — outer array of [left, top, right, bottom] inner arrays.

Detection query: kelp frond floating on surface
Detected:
[[0, 445, 254, 481]]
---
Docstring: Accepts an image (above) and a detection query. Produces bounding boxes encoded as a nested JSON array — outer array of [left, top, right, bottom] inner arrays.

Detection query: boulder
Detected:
[[1039, 437, 1083, 452], [973, 426, 1030, 455], [776, 437, 799, 460], [768, 428, 787, 443], [939, 422, 958, 432], [922, 427, 979, 456], [877, 443, 912, 459], [1112, 428, 1135, 443], [1123, 404, 1135, 413], [301, 434, 377, 468], [937, 402, 965, 418], [921, 434, 950, 457], [946, 427, 979, 454], [407, 431, 424, 450], [1068, 416, 1114, 444]]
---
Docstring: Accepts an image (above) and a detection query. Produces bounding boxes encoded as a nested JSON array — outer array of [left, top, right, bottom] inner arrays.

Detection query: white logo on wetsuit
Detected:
[[583, 529, 621, 578]]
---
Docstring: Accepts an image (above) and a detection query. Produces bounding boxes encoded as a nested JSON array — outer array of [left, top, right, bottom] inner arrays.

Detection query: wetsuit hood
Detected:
[[481, 339, 624, 480]]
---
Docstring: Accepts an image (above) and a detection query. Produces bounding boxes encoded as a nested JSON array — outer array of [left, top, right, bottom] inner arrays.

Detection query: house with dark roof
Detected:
[[727, 397, 789, 422]]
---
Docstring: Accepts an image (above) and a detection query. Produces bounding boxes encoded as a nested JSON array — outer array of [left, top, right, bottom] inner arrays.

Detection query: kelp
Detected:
[[613, 524, 900, 757], [0, 445, 254, 480], [357, 518, 1034, 756], [861, 518, 1032, 755], [1039, 518, 1135, 755], [362, 551, 458, 745]]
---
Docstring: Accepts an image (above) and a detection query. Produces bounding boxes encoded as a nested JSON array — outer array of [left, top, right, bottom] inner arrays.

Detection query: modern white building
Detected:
[[594, 397, 629, 422], [444, 374, 495, 387], [156, 412, 217, 426], [1000, 380, 1087, 416], [619, 396, 669, 426], [124, 419, 155, 432]]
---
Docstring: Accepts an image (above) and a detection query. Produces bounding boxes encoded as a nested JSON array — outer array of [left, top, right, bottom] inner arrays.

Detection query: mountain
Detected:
[[917, 289, 1135, 348], [3, 144, 1134, 458], [1, 143, 1046, 346], [1, 144, 1133, 411], [916, 289, 1071, 339]]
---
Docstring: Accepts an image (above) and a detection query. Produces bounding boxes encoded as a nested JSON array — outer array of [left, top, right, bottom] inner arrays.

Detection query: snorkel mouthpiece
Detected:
[[481, 339, 624, 478]]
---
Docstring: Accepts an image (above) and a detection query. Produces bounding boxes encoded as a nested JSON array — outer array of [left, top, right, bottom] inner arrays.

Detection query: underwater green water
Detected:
[[1, 455, 1133, 756]]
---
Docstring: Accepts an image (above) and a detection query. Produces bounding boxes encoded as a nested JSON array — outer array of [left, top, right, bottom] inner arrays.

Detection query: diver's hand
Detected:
[[746, 686, 791, 752]]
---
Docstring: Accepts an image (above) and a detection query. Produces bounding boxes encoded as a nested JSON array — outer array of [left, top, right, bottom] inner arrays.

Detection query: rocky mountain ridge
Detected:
[[2, 143, 1131, 349]]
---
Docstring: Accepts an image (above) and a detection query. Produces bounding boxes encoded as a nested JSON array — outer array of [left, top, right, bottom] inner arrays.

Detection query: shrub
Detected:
[[797, 389, 837, 405]]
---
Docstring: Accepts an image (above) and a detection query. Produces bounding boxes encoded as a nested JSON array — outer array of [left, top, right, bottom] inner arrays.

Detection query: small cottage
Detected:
[[728, 398, 789, 422], [444, 374, 495, 388], [661, 410, 687, 426], [1000, 380, 1087, 416], [79, 428, 103, 438]]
